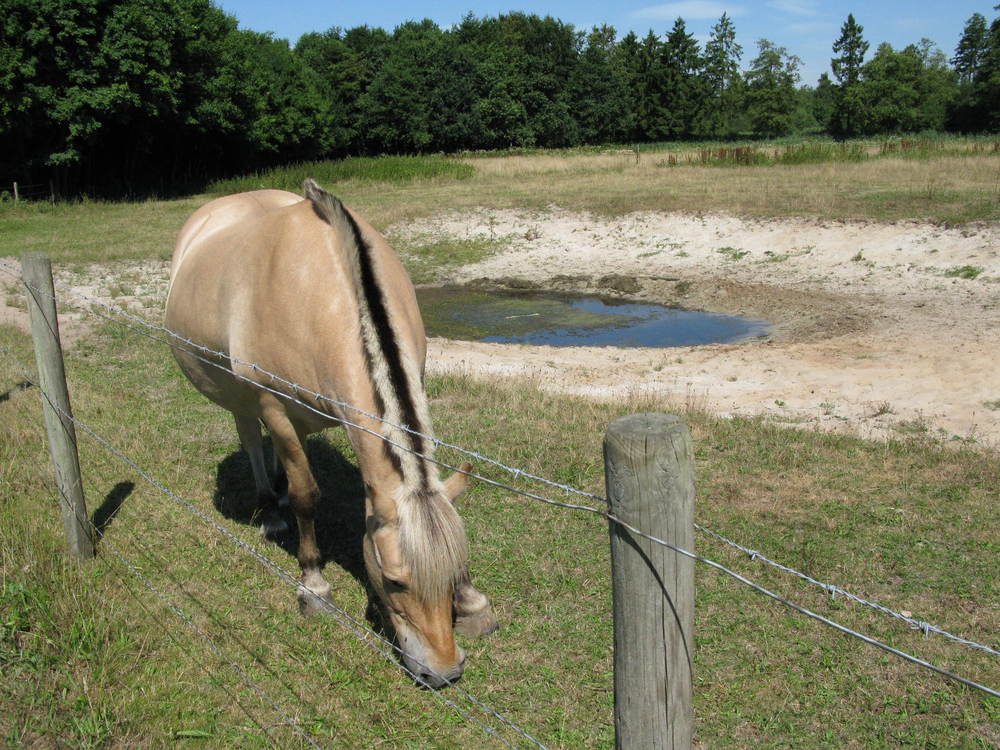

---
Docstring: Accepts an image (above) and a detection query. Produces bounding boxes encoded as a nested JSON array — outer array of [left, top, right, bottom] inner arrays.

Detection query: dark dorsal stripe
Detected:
[[331, 198, 429, 492]]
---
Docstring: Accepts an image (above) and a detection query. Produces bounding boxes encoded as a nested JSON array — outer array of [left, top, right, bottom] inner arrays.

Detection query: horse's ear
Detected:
[[443, 462, 473, 502]]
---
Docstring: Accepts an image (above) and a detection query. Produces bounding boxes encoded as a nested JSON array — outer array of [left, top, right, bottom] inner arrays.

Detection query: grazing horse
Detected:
[[164, 180, 496, 687]]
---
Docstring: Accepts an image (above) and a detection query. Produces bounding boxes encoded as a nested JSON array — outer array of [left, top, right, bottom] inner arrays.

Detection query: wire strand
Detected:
[[0, 342, 544, 749], [9, 260, 994, 662], [4, 260, 998, 701]]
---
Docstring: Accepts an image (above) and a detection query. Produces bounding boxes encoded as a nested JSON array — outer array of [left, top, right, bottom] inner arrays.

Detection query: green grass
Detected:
[[208, 155, 474, 195], [1, 139, 999, 745], [394, 237, 510, 285], [944, 265, 985, 279], [1, 315, 998, 748], [717, 246, 750, 261], [3, 139, 1000, 267]]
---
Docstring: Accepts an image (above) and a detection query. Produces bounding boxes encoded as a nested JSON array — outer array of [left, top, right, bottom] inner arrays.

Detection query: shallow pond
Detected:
[[416, 287, 770, 348]]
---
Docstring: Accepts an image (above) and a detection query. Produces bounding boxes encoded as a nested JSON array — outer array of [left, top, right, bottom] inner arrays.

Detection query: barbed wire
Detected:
[[0, 342, 546, 749], [0, 354, 323, 748], [695, 524, 1000, 656], [3, 260, 998, 701], [5, 259, 995, 661]]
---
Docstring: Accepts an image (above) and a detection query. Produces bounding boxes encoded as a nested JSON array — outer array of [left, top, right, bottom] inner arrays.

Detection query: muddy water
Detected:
[[417, 287, 769, 348]]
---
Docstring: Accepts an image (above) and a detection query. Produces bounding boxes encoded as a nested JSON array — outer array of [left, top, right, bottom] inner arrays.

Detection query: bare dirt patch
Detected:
[[1, 258, 169, 346], [391, 208, 1000, 448], [5, 208, 998, 449]]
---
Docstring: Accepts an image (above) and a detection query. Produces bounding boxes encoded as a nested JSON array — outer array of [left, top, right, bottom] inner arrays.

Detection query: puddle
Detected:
[[417, 287, 770, 348]]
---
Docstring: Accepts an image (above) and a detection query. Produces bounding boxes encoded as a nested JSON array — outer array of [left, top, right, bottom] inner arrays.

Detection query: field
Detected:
[[1, 140, 998, 748]]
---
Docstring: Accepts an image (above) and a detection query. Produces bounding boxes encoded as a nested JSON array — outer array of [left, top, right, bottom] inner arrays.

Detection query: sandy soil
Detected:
[[391, 208, 1000, 449], [3, 208, 998, 449]]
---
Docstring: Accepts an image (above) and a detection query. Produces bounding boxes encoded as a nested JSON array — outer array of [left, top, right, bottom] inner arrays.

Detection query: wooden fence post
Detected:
[[13, 181, 19, 202], [21, 253, 95, 559], [604, 413, 694, 749]]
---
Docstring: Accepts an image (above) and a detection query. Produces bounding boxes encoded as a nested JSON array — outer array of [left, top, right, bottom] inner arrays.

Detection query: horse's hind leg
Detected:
[[234, 413, 287, 535], [259, 398, 330, 616]]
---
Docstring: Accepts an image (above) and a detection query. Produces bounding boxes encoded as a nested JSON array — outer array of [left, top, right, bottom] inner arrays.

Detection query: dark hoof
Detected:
[[298, 585, 332, 617], [259, 516, 289, 540]]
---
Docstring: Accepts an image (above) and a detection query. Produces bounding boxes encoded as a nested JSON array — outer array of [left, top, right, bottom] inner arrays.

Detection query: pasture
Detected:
[[1, 142, 998, 747]]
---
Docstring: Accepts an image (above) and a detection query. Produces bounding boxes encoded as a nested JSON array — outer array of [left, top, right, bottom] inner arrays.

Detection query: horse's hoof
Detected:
[[298, 586, 332, 617], [260, 517, 288, 539], [455, 608, 499, 637]]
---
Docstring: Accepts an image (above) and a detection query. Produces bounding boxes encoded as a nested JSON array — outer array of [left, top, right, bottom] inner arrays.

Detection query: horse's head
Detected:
[[363, 464, 475, 688]]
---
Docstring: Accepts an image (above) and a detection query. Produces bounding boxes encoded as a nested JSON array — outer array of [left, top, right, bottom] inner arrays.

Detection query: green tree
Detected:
[[830, 13, 869, 136], [744, 39, 801, 137], [951, 11, 995, 130], [699, 12, 743, 137], [630, 30, 669, 140], [568, 25, 629, 143], [0, 0, 265, 193], [857, 40, 955, 134], [613, 31, 652, 141], [295, 28, 366, 153], [357, 20, 445, 152], [976, 10, 1000, 129], [812, 72, 837, 131], [953, 12, 989, 84], [659, 18, 703, 138], [456, 13, 579, 148]]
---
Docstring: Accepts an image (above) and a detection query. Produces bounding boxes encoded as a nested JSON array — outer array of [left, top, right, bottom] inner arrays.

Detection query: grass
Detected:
[[1, 310, 998, 748], [392, 237, 510, 285], [3, 136, 1000, 266], [944, 265, 985, 279], [1, 138, 999, 746], [208, 155, 474, 196], [717, 246, 750, 261]]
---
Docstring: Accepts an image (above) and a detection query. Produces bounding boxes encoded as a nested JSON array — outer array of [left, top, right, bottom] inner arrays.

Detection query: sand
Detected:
[[3, 207, 997, 449], [391, 208, 1000, 449]]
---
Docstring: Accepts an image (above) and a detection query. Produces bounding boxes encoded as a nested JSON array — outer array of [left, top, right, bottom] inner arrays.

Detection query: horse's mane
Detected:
[[396, 484, 469, 602], [304, 178, 468, 600]]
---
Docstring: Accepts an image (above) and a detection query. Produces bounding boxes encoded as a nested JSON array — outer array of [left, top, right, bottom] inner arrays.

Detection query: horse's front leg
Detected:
[[454, 570, 498, 637], [260, 397, 331, 616]]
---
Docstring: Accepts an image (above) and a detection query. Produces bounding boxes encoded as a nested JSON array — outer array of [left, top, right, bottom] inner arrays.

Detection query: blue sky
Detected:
[[216, 1, 993, 86]]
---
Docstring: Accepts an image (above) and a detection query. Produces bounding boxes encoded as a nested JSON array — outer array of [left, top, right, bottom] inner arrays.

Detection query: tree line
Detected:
[[2, 0, 999, 196]]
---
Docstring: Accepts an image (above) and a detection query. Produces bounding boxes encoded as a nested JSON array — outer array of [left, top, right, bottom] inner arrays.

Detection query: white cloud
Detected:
[[631, 2, 746, 21], [766, 0, 819, 17]]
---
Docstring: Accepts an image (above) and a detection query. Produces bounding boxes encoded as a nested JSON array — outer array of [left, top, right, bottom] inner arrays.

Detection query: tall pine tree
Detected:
[[745, 39, 801, 137], [700, 12, 743, 137], [830, 13, 869, 136], [659, 18, 703, 138]]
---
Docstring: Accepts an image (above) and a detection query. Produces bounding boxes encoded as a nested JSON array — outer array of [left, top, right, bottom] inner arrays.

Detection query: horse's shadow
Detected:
[[212, 434, 368, 587]]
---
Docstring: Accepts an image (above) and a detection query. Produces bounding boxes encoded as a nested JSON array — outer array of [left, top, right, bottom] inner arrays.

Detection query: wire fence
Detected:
[[0, 342, 545, 749], [2, 182, 53, 201], [1, 256, 998, 745]]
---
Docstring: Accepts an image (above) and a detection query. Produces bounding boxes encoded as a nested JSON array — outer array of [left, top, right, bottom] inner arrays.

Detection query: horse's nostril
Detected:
[[418, 671, 444, 689]]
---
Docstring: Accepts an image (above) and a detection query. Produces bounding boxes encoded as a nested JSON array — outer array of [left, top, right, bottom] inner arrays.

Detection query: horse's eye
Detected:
[[384, 576, 407, 591]]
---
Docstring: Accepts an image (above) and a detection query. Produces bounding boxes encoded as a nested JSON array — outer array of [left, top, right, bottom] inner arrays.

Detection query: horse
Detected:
[[164, 179, 497, 687]]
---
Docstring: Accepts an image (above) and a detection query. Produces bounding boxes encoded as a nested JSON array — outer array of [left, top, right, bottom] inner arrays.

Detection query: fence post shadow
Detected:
[[92, 481, 134, 538]]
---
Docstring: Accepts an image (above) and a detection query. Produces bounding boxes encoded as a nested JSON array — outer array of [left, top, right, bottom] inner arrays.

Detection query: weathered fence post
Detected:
[[13, 181, 19, 202], [21, 253, 95, 559], [604, 413, 694, 749]]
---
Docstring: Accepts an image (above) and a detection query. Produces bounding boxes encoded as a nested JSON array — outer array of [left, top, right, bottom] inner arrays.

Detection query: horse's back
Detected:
[[170, 189, 301, 282], [164, 187, 425, 428]]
